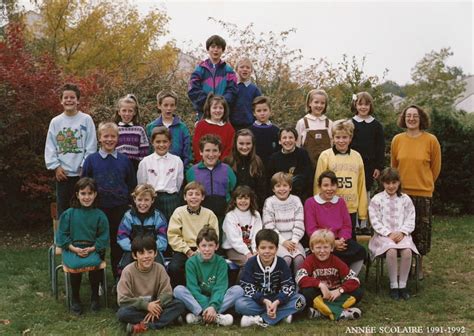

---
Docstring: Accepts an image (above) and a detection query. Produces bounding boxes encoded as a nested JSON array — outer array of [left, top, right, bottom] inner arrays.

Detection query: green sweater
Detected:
[[185, 253, 228, 311]]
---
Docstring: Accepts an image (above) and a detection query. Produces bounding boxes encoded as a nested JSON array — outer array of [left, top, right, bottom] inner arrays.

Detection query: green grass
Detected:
[[0, 216, 473, 335]]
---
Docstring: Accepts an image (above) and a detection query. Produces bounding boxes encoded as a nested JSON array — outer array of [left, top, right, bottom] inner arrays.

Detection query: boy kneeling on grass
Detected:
[[235, 229, 306, 327], [117, 235, 185, 335], [296, 229, 363, 321], [174, 226, 243, 326]]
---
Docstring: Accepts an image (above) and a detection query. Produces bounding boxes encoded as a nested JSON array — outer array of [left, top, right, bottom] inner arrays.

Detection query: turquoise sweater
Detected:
[[185, 253, 228, 311]]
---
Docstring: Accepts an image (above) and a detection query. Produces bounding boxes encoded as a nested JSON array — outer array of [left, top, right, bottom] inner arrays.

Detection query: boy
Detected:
[[145, 90, 193, 168], [235, 229, 306, 327], [230, 58, 262, 130], [167, 181, 219, 287], [249, 96, 281, 166], [117, 235, 185, 335], [267, 127, 313, 203], [82, 122, 137, 281], [314, 119, 367, 240], [173, 226, 243, 326], [296, 229, 363, 321], [186, 134, 237, 234], [188, 35, 238, 120], [45, 83, 97, 217], [263, 172, 305, 276]]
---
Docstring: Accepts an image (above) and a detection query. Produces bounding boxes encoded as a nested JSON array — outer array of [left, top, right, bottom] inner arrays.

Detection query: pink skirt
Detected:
[[368, 234, 419, 261]]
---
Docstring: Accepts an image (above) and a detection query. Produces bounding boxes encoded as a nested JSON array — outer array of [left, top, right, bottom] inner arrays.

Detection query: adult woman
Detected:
[[391, 105, 441, 279]]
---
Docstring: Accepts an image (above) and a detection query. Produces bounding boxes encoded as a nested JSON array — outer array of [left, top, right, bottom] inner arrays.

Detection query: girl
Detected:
[[224, 129, 266, 209], [222, 186, 262, 267], [115, 94, 149, 172], [350, 92, 385, 235], [391, 105, 441, 280], [368, 168, 419, 300], [137, 126, 184, 222], [117, 184, 168, 271], [304, 170, 366, 275], [56, 177, 109, 315], [192, 93, 235, 163], [295, 89, 333, 167]]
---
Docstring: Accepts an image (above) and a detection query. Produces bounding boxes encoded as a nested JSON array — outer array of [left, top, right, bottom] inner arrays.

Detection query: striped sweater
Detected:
[[117, 125, 149, 162]]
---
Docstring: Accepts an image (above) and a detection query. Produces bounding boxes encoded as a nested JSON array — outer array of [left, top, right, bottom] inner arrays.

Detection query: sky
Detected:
[[136, 0, 473, 85]]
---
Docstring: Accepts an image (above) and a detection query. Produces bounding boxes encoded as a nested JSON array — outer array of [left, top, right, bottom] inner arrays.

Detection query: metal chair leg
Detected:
[[375, 257, 380, 293], [103, 268, 108, 308], [414, 255, 419, 293], [64, 271, 72, 311]]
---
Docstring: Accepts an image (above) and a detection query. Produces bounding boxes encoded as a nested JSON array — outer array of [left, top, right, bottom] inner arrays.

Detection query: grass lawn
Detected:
[[0, 216, 472, 335]]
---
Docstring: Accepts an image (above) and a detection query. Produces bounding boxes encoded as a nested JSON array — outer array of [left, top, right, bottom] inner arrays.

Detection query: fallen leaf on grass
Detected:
[[35, 292, 44, 297], [0, 319, 10, 325], [22, 329, 30, 335], [451, 281, 458, 284]]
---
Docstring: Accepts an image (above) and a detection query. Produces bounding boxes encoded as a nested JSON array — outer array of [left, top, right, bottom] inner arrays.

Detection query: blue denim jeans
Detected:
[[116, 299, 185, 329], [235, 293, 306, 325], [173, 285, 243, 315]]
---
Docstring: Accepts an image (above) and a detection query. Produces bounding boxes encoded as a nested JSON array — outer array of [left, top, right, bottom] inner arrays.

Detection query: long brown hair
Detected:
[[227, 185, 259, 216], [224, 129, 264, 177]]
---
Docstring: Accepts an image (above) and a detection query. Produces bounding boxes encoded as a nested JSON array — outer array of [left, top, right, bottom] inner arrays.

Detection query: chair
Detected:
[[369, 251, 420, 294], [47, 202, 62, 299], [62, 262, 109, 311]]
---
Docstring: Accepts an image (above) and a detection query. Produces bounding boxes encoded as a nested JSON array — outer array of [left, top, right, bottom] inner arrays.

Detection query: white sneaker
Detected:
[[308, 307, 321, 319], [283, 314, 292, 323], [340, 307, 362, 320], [240, 315, 268, 328], [216, 313, 233, 326], [185, 313, 202, 324]]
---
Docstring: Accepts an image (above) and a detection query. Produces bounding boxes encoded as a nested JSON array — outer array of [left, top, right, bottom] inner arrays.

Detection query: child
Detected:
[[117, 184, 168, 271], [187, 134, 237, 231], [82, 122, 137, 281], [295, 89, 333, 167], [192, 93, 235, 163], [167, 181, 219, 287], [145, 90, 193, 168], [223, 128, 267, 209], [137, 126, 184, 221], [117, 235, 185, 334], [296, 229, 363, 321], [249, 96, 280, 166], [115, 94, 149, 172], [263, 172, 305, 276], [230, 57, 262, 130], [368, 167, 419, 300], [222, 186, 262, 267], [314, 119, 367, 240], [267, 127, 313, 203], [45, 83, 97, 217], [56, 177, 109, 315], [235, 229, 306, 327], [350, 92, 385, 235], [188, 34, 237, 120], [304, 170, 367, 275], [174, 226, 243, 326]]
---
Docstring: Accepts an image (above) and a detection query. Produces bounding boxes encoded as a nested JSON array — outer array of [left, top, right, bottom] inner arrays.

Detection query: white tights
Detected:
[[386, 248, 412, 289]]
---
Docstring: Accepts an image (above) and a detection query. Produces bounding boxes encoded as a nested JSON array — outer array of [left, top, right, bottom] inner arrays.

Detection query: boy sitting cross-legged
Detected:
[[167, 181, 219, 287], [296, 229, 363, 321], [235, 229, 306, 327], [116, 235, 185, 335], [174, 226, 243, 326]]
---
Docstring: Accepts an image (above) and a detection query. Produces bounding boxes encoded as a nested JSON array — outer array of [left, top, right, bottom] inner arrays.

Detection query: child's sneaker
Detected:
[[186, 313, 203, 324], [308, 307, 322, 319], [90, 300, 101, 313], [71, 300, 82, 316], [126, 322, 148, 335], [283, 314, 293, 323], [240, 315, 268, 328], [399, 288, 410, 300], [340, 307, 362, 320], [216, 313, 233, 326], [389, 288, 400, 300]]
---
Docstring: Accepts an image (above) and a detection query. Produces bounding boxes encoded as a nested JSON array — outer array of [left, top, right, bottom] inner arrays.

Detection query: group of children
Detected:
[[45, 34, 421, 333]]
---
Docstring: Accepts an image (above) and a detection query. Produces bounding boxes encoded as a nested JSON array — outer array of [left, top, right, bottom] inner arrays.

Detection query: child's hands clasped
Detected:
[[327, 288, 342, 302], [319, 282, 331, 300], [283, 240, 296, 253], [388, 231, 404, 243], [202, 306, 217, 323], [145, 300, 162, 322], [263, 299, 279, 319], [334, 238, 347, 251]]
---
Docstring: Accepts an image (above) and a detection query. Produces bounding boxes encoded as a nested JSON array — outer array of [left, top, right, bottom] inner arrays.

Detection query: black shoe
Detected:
[[389, 288, 400, 300], [90, 300, 101, 313], [361, 227, 372, 235], [399, 288, 410, 300], [71, 301, 83, 315], [355, 227, 362, 235]]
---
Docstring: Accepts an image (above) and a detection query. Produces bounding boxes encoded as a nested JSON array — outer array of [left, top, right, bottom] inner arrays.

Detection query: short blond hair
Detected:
[[236, 57, 253, 70], [271, 172, 292, 189], [98, 122, 119, 137], [309, 229, 335, 249], [331, 119, 354, 137], [132, 184, 156, 199], [184, 181, 205, 196]]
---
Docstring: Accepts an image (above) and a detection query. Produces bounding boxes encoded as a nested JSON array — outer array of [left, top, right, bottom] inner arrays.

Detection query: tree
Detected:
[[405, 48, 465, 109]]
